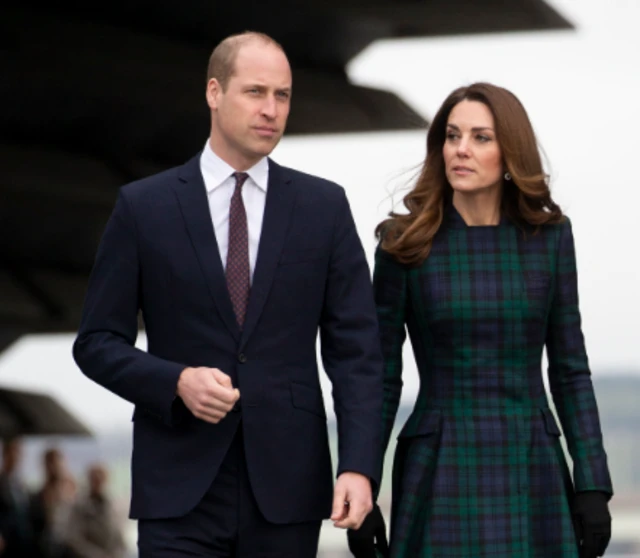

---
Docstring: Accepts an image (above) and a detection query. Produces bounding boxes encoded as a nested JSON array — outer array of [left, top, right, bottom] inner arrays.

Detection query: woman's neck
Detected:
[[452, 189, 502, 226]]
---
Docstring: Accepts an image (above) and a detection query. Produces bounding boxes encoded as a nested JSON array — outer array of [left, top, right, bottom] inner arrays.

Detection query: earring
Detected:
[[504, 172, 512, 181]]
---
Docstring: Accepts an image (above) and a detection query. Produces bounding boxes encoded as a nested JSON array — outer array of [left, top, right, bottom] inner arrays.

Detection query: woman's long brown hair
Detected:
[[376, 82, 564, 265]]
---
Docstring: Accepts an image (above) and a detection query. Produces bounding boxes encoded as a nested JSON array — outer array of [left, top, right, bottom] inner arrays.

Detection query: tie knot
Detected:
[[232, 172, 249, 190]]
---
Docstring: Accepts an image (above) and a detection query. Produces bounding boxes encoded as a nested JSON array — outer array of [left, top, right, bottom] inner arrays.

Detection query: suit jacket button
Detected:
[[238, 353, 247, 363]]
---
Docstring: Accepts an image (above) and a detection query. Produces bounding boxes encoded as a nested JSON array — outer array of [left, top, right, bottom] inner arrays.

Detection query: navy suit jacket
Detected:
[[73, 154, 383, 523]]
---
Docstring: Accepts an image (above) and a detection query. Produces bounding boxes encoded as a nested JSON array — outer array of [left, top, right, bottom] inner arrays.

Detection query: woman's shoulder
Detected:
[[517, 214, 571, 239], [538, 215, 573, 242]]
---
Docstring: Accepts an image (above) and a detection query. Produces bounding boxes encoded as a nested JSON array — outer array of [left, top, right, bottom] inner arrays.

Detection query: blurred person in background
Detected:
[[0, 437, 38, 557], [73, 30, 383, 558], [32, 448, 77, 558], [349, 82, 613, 558], [65, 464, 125, 558]]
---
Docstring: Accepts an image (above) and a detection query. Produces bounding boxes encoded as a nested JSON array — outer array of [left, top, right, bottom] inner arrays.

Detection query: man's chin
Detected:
[[253, 137, 282, 156]]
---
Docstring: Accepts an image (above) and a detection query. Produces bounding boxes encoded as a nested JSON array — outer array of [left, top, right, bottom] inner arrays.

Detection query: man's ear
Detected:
[[206, 78, 221, 110]]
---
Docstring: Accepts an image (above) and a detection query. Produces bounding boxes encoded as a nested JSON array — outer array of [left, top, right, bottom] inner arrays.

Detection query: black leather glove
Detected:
[[572, 491, 611, 558], [347, 504, 390, 558]]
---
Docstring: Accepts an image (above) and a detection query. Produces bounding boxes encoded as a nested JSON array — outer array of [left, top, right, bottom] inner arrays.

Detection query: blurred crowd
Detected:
[[0, 438, 126, 558]]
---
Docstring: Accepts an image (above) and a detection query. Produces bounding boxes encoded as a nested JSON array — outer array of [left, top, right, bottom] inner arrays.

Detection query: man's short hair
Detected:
[[207, 31, 286, 90]]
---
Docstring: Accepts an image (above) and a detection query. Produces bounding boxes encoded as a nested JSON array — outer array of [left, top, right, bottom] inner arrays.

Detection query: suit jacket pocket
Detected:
[[290, 381, 326, 419], [398, 409, 442, 439]]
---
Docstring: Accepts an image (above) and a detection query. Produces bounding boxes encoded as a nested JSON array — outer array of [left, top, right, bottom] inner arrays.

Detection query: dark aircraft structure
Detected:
[[0, 1, 572, 353]]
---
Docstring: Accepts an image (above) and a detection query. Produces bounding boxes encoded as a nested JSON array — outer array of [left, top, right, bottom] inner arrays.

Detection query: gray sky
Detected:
[[1, 0, 638, 434]]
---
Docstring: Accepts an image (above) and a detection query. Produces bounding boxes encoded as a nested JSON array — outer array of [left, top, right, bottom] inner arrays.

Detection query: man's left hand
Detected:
[[331, 472, 373, 530]]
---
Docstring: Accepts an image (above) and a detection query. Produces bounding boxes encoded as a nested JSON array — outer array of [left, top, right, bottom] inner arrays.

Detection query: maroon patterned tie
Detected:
[[226, 172, 250, 328]]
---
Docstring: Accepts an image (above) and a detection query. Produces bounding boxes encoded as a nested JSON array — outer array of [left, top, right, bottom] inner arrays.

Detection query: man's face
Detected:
[[2, 440, 21, 473], [45, 450, 64, 480], [207, 42, 292, 170], [88, 466, 107, 496]]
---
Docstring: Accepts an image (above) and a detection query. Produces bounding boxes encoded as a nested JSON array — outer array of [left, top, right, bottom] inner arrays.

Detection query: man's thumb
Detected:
[[331, 486, 346, 520]]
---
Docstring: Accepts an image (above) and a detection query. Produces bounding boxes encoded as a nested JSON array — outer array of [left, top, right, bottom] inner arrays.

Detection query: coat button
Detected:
[[238, 353, 247, 363]]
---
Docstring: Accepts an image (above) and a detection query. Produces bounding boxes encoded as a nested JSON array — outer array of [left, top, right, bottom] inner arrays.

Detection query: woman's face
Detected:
[[443, 100, 503, 195]]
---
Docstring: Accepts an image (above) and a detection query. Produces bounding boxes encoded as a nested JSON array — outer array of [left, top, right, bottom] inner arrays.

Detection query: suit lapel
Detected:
[[172, 155, 241, 342], [240, 160, 296, 348]]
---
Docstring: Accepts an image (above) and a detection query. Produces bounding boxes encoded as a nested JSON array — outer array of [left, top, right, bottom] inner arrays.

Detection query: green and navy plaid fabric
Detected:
[[374, 205, 612, 557]]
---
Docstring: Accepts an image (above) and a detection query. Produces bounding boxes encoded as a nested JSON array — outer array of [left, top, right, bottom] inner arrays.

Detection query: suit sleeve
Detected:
[[545, 218, 613, 495], [372, 244, 408, 490], [319, 188, 384, 487], [72, 190, 186, 426]]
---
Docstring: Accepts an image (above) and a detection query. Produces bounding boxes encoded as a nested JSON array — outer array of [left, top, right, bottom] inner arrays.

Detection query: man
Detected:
[[73, 31, 383, 557], [65, 464, 126, 558], [31, 448, 77, 558], [0, 438, 37, 557]]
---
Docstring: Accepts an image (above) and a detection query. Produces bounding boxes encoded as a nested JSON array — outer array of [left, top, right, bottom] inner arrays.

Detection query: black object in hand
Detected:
[[347, 504, 390, 558], [572, 491, 611, 558]]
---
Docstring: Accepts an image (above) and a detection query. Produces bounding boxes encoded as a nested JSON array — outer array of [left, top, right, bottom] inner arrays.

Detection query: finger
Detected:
[[196, 386, 237, 413], [196, 395, 235, 413], [194, 408, 227, 421], [347, 499, 369, 529], [331, 501, 349, 523], [595, 532, 610, 556], [583, 541, 596, 558], [211, 368, 233, 388], [331, 485, 348, 520], [581, 530, 600, 558], [573, 516, 584, 547], [334, 515, 359, 529], [335, 501, 366, 530], [193, 405, 226, 420], [211, 383, 240, 404]]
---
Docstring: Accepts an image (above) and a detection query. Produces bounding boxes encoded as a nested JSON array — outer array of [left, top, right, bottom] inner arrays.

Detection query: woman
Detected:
[[356, 83, 613, 558]]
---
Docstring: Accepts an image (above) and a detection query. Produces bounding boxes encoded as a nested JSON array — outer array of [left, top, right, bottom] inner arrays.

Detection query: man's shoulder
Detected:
[[276, 162, 342, 192], [120, 153, 202, 200], [120, 164, 183, 200]]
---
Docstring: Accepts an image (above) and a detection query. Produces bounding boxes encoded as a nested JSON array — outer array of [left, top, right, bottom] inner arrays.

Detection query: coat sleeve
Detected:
[[72, 189, 187, 426], [372, 245, 408, 487], [319, 188, 384, 487], [545, 218, 613, 496]]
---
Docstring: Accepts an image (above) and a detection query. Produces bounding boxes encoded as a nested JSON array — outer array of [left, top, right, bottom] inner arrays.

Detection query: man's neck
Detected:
[[207, 137, 258, 172]]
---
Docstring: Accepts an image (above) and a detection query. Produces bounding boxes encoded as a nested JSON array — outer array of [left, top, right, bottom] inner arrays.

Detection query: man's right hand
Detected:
[[176, 367, 240, 424]]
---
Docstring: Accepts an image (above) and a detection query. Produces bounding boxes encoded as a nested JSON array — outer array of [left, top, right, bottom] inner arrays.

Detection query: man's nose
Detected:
[[261, 96, 277, 119]]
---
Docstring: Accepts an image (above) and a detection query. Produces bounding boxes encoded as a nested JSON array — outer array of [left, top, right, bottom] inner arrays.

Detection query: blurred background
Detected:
[[1, 0, 638, 556]]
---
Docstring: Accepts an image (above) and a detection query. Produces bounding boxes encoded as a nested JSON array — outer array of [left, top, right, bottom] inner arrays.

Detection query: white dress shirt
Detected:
[[199, 141, 269, 281]]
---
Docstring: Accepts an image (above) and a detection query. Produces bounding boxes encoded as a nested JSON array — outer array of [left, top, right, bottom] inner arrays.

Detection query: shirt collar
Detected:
[[200, 140, 269, 193]]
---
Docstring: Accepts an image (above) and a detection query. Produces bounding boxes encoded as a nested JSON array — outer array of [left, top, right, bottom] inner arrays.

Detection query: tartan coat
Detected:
[[373, 205, 613, 558]]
